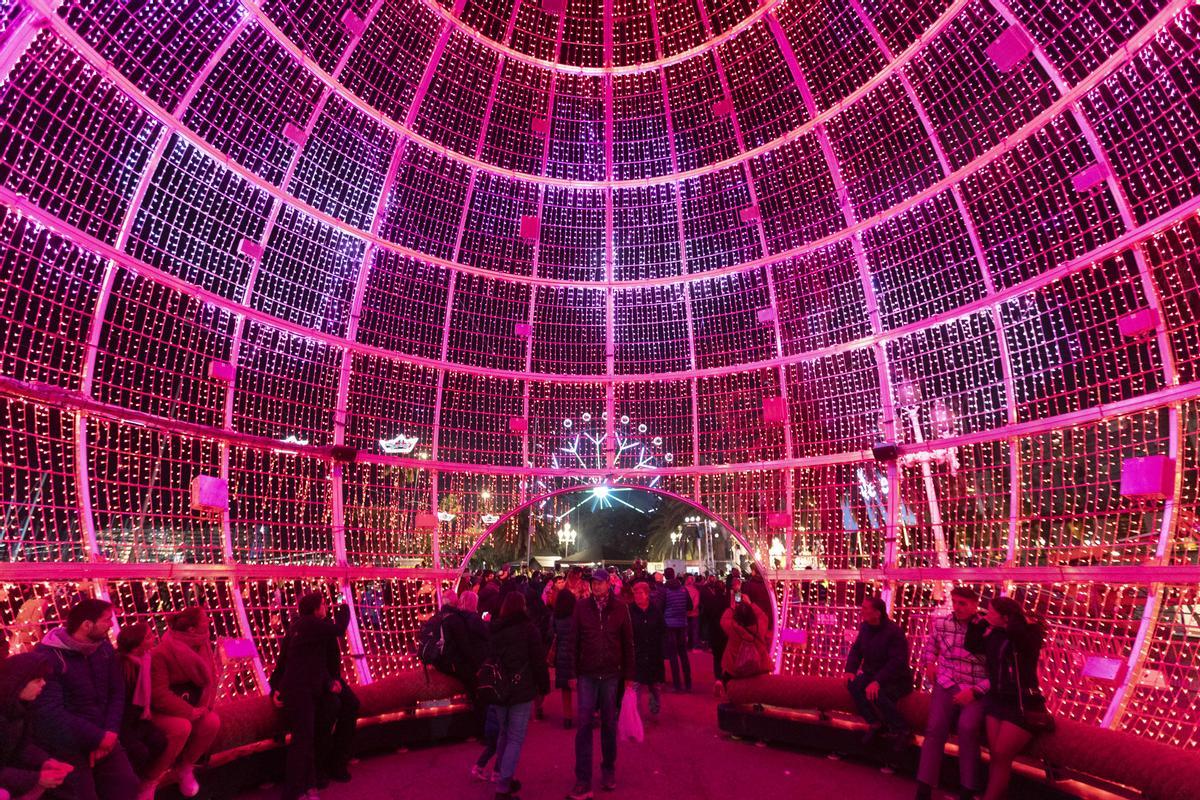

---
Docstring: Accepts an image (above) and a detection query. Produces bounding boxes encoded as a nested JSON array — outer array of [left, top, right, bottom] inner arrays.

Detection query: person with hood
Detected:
[[270, 593, 353, 800], [146, 608, 221, 798], [720, 599, 770, 684], [32, 598, 139, 800], [660, 569, 692, 692], [0, 653, 74, 799], [114, 624, 167, 799], [843, 596, 914, 742], [628, 581, 665, 715], [486, 592, 549, 800]]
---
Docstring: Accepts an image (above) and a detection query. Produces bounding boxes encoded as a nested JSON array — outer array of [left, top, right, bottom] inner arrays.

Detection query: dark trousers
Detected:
[[317, 681, 359, 775], [848, 673, 910, 733], [687, 616, 700, 650], [917, 683, 985, 790], [709, 625, 727, 678], [664, 627, 691, 690], [49, 745, 139, 800], [281, 688, 323, 800], [574, 675, 619, 786]]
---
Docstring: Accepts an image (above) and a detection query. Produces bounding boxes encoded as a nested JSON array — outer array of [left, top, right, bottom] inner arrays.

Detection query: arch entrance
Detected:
[[456, 485, 778, 662]]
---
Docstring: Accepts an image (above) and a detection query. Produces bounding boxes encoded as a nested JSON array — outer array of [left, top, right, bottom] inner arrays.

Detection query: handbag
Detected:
[[729, 628, 767, 678], [1013, 648, 1055, 733]]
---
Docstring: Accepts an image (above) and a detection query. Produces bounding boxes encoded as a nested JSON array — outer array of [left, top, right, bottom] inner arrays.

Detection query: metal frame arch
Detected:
[[453, 483, 780, 661]]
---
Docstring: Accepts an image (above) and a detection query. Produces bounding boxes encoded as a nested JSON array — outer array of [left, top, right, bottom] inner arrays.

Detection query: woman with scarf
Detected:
[[148, 608, 221, 799], [115, 624, 168, 800], [0, 653, 74, 799]]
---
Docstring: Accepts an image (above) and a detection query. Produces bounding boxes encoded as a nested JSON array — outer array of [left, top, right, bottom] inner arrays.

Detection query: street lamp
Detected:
[[669, 529, 681, 559], [557, 522, 577, 558]]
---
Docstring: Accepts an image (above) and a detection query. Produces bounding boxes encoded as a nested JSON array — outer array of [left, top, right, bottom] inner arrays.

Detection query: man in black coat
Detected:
[[843, 596, 913, 741], [567, 573, 634, 800], [270, 593, 354, 799]]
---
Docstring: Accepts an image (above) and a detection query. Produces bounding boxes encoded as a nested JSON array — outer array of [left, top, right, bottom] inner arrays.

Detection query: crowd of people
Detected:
[[0, 573, 1048, 800], [421, 562, 775, 800]]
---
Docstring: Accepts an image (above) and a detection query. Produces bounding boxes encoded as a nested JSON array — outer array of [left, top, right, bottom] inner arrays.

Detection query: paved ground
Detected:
[[236, 652, 917, 800]]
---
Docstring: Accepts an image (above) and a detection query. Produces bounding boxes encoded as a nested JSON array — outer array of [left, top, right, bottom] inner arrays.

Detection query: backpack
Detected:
[[417, 611, 448, 667], [475, 657, 518, 706]]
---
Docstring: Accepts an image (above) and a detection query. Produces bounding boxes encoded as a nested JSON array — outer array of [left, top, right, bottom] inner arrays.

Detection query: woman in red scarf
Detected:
[[147, 608, 221, 798]]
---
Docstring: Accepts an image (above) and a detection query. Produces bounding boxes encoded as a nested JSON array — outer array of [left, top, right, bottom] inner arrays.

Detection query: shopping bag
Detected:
[[618, 686, 644, 743]]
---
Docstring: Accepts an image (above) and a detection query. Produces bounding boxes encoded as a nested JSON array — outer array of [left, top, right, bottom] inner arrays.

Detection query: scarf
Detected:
[[40, 626, 104, 657], [124, 653, 154, 720], [158, 629, 217, 708]]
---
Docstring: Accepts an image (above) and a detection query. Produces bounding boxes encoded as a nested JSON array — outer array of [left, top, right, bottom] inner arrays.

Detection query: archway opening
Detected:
[[456, 485, 779, 664]]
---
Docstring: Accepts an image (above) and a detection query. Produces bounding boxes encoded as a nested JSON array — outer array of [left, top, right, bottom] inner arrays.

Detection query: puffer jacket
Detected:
[[488, 612, 550, 706], [32, 633, 125, 758], [662, 581, 691, 629]]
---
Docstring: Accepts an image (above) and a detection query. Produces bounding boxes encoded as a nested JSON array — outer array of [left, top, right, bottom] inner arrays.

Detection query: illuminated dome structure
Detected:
[[1, 0, 1199, 772]]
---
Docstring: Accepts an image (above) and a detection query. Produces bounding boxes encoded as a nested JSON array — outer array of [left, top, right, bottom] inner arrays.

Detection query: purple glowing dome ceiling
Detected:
[[0, 0, 1199, 748]]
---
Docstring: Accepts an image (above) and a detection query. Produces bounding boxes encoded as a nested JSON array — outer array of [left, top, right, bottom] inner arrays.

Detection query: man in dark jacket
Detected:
[[270, 593, 353, 799], [661, 569, 692, 692], [843, 596, 913, 741], [32, 598, 140, 800], [567, 573, 634, 800]]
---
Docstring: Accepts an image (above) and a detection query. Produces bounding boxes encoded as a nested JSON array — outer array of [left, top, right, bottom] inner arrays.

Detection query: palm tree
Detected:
[[645, 498, 697, 560]]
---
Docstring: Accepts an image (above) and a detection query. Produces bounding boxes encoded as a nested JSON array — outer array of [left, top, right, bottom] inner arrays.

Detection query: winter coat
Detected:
[[270, 606, 351, 696], [487, 612, 550, 706], [551, 615, 576, 683], [0, 655, 52, 795], [720, 604, 771, 678], [441, 609, 489, 678], [629, 603, 666, 685], [966, 620, 1045, 714], [662, 581, 692, 629], [845, 618, 913, 696], [150, 630, 218, 718], [478, 583, 501, 618], [573, 594, 635, 680], [32, 634, 126, 758]]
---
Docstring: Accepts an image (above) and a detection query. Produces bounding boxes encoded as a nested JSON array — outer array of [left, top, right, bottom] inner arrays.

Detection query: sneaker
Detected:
[[136, 782, 158, 800], [305, 791, 321, 800], [567, 784, 594, 800], [471, 765, 492, 782], [600, 771, 616, 791], [177, 768, 200, 798]]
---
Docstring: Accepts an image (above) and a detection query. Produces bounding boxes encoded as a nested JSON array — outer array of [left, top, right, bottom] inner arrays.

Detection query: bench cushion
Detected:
[[208, 669, 467, 754], [724, 674, 1200, 800]]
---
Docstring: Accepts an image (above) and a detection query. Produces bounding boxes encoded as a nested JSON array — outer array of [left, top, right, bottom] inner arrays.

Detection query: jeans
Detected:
[[631, 682, 662, 714], [574, 674, 620, 786], [494, 702, 533, 791], [316, 682, 359, 775], [917, 683, 985, 791], [664, 627, 691, 690], [55, 744, 140, 800], [847, 673, 910, 734], [476, 705, 500, 768]]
